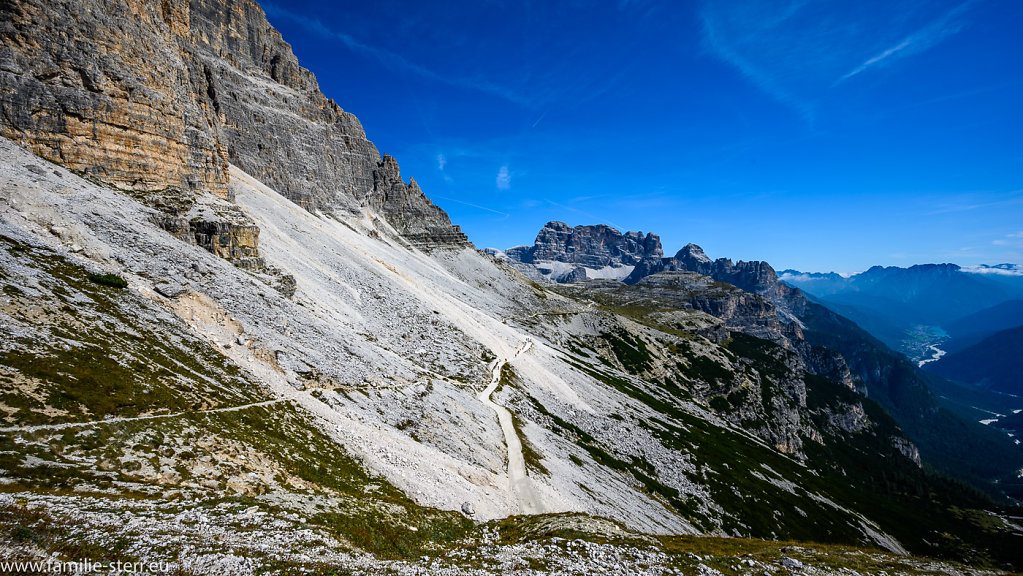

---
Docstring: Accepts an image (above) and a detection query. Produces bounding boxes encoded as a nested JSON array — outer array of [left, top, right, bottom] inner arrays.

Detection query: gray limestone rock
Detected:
[[154, 279, 187, 299], [625, 243, 784, 305], [505, 221, 662, 282], [780, 557, 804, 570]]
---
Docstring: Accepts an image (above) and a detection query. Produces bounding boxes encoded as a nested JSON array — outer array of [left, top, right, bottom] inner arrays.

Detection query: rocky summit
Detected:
[[0, 1, 1022, 575], [502, 221, 663, 282]]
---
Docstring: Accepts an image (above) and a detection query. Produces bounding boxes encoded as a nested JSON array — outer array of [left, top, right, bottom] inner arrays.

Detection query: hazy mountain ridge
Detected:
[[926, 325, 1023, 396], [780, 264, 1023, 444], [1, 1, 1022, 573], [779, 264, 1023, 360], [940, 300, 1023, 354]]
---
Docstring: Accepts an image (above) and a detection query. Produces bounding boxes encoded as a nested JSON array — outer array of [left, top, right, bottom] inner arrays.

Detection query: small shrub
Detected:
[[86, 272, 128, 289], [708, 395, 730, 412], [10, 525, 34, 542]]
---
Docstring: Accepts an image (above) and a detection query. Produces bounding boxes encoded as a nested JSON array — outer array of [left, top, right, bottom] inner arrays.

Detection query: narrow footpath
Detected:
[[478, 338, 541, 514], [0, 399, 283, 434]]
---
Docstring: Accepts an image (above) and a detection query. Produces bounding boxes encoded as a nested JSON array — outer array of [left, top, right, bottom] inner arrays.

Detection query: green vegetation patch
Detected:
[[601, 329, 652, 373], [0, 503, 138, 566], [725, 332, 793, 380], [0, 242, 263, 425], [202, 403, 472, 559], [86, 272, 128, 289]]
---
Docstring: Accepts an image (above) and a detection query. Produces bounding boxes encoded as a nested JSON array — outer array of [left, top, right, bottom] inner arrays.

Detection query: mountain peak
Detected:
[[676, 243, 712, 264], [502, 222, 662, 281]]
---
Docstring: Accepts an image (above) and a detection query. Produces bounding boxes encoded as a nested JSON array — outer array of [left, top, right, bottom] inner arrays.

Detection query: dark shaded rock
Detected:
[[625, 244, 784, 305], [189, 220, 259, 261], [526, 221, 662, 268], [154, 279, 187, 298], [504, 245, 535, 263], [153, 214, 263, 269], [675, 244, 783, 302], [154, 217, 193, 243], [558, 267, 588, 283], [269, 269, 297, 298], [633, 272, 786, 343], [187, 2, 467, 246]]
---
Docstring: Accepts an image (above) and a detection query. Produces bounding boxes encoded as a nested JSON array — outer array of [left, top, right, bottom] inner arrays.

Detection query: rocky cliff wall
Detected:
[[0, 0, 467, 246], [508, 221, 662, 270], [625, 243, 785, 304], [0, 0, 230, 197]]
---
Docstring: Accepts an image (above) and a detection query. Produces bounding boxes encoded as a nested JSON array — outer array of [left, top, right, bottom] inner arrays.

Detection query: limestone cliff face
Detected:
[[632, 272, 785, 342], [185, 0, 374, 211], [507, 221, 662, 274], [0, 0, 467, 246], [368, 155, 469, 244], [0, 0, 230, 197], [187, 0, 466, 242], [674, 244, 784, 302]]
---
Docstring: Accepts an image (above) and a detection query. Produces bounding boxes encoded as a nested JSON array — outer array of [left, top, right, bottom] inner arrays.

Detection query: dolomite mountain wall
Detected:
[[626, 243, 785, 304], [505, 221, 662, 281], [508, 221, 663, 268], [0, 0, 230, 197], [0, 0, 467, 248]]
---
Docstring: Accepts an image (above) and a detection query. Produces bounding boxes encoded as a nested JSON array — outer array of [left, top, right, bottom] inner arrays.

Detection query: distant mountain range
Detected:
[[779, 263, 1023, 443], [501, 224, 1023, 502], [779, 264, 1023, 360], [942, 300, 1023, 354]]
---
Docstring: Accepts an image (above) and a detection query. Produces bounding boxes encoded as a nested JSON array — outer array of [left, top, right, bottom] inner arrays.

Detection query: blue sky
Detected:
[[263, 0, 1023, 274]]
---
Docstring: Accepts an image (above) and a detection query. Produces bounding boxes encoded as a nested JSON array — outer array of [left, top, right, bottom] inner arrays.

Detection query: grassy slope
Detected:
[[537, 290, 1023, 567]]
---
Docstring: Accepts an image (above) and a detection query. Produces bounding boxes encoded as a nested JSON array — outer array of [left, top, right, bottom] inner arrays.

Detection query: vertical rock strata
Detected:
[[0, 0, 230, 197], [507, 222, 663, 269], [0, 0, 468, 250]]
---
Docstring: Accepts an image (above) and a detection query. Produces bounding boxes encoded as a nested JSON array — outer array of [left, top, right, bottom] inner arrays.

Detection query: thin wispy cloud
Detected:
[[927, 192, 1023, 215], [700, 1, 979, 116], [992, 231, 1023, 246], [839, 39, 914, 82], [838, 2, 975, 82], [496, 166, 512, 190], [262, 3, 533, 106], [700, 4, 806, 116], [433, 196, 509, 217]]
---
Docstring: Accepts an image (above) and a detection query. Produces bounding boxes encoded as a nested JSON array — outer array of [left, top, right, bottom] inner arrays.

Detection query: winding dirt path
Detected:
[[0, 399, 283, 434], [478, 338, 541, 514]]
